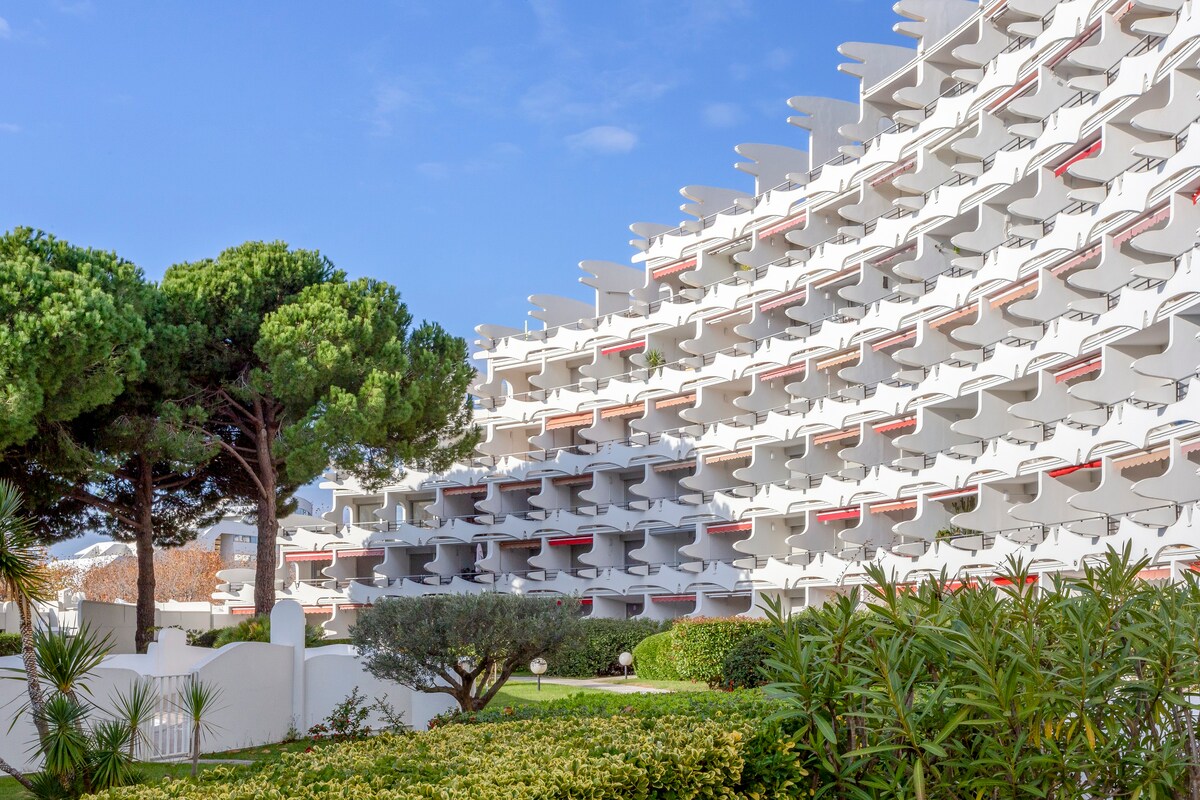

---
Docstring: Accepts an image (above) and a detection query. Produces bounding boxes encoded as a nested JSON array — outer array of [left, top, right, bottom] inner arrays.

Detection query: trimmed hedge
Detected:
[[630, 630, 679, 680], [89, 714, 780, 799], [551, 617, 666, 677], [717, 626, 771, 689], [0, 632, 20, 656], [671, 617, 770, 684]]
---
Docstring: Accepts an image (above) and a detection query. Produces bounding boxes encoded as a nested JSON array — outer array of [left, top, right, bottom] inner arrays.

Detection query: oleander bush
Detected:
[[88, 713, 792, 800], [551, 617, 666, 677], [210, 616, 325, 648], [0, 631, 20, 655], [670, 617, 770, 684], [630, 630, 679, 680], [762, 547, 1200, 798]]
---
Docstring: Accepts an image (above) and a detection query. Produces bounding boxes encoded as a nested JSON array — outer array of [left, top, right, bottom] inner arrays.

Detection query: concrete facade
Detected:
[[219, 0, 1200, 628]]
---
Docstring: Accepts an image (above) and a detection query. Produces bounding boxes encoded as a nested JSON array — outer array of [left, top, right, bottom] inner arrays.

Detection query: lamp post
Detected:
[[619, 651, 633, 680], [530, 657, 548, 691]]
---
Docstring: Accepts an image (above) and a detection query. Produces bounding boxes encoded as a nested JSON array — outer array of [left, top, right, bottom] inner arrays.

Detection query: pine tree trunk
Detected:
[[134, 455, 157, 654], [253, 405, 278, 616]]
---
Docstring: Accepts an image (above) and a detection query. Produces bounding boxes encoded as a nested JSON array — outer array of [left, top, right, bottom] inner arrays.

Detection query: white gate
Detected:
[[135, 674, 191, 762]]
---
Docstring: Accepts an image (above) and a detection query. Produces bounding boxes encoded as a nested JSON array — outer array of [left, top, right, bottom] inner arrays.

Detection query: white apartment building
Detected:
[[218, 0, 1200, 633]]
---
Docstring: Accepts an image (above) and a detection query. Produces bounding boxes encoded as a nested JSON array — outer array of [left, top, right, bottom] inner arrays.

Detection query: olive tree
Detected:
[[162, 242, 479, 614], [352, 593, 582, 712]]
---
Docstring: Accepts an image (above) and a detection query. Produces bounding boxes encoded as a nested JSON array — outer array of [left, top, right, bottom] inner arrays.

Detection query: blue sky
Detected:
[[1, 1, 910, 543]]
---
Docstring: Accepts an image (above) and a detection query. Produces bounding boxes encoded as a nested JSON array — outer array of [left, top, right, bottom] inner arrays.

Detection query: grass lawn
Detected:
[[490, 682, 612, 706], [591, 677, 712, 692]]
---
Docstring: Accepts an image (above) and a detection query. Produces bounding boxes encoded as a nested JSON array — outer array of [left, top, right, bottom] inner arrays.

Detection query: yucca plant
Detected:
[[761, 545, 1200, 799], [173, 677, 221, 777], [34, 624, 112, 703], [109, 677, 159, 759]]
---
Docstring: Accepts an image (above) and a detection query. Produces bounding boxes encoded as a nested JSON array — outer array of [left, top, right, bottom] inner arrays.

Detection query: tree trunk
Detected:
[[253, 409, 278, 616], [0, 755, 31, 791], [134, 455, 157, 654], [17, 595, 48, 741]]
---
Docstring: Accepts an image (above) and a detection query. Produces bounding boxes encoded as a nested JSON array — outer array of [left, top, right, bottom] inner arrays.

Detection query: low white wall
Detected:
[[0, 601, 455, 772], [79, 600, 239, 654]]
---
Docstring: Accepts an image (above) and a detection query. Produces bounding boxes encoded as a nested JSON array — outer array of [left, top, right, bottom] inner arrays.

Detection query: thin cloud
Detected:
[[0, 123, 20, 134], [369, 79, 419, 137], [703, 102, 742, 128], [565, 125, 638, 154], [0, 17, 10, 38]]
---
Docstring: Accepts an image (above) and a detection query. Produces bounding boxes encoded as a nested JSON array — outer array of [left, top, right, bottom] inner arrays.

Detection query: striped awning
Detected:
[[600, 340, 645, 356], [869, 157, 916, 186], [929, 304, 978, 330], [816, 351, 859, 371], [283, 551, 333, 563], [1054, 355, 1101, 383], [339, 549, 384, 558], [874, 417, 917, 434], [1136, 567, 1172, 581], [990, 278, 1039, 308], [1051, 244, 1101, 276], [705, 450, 751, 465], [758, 213, 807, 239], [816, 507, 861, 523], [651, 258, 697, 280], [1114, 205, 1170, 246], [872, 329, 916, 351], [760, 289, 807, 312], [1115, 447, 1171, 471], [813, 427, 858, 445], [759, 362, 806, 382], [1053, 138, 1102, 177], [443, 484, 487, 496], [871, 499, 917, 514], [548, 535, 593, 547], [500, 540, 542, 550], [546, 412, 593, 430], [552, 474, 593, 486], [602, 402, 644, 419], [655, 393, 695, 409], [654, 460, 695, 473], [500, 479, 542, 492], [708, 521, 753, 534]]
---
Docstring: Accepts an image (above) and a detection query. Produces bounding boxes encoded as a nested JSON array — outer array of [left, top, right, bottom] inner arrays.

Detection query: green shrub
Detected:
[[185, 629, 220, 648], [0, 632, 20, 656], [550, 617, 666, 677], [630, 630, 679, 680], [717, 626, 771, 689], [671, 617, 769, 684], [212, 616, 324, 648], [90, 714, 764, 800]]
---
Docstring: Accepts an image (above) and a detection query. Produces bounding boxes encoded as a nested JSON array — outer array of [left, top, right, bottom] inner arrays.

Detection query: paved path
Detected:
[[196, 758, 256, 766], [509, 676, 669, 694]]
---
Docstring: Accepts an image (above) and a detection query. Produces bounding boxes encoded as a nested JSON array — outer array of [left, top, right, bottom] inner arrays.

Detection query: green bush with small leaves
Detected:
[[630, 630, 679, 680], [0, 631, 21, 656], [211, 616, 325, 648], [717, 626, 772, 690], [670, 617, 770, 684], [550, 617, 666, 677]]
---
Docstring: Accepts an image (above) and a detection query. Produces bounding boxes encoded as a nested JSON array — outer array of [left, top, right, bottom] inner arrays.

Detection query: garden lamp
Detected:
[[619, 651, 633, 680], [530, 657, 548, 690]]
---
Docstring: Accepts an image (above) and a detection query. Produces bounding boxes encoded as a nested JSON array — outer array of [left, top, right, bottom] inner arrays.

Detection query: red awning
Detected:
[[989, 277, 1038, 308], [338, 549, 384, 558], [1114, 205, 1171, 246], [601, 402, 644, 419], [552, 473, 592, 486], [651, 594, 697, 603], [1047, 460, 1101, 478], [546, 412, 593, 430], [871, 499, 917, 514], [548, 536, 593, 547], [758, 213, 807, 239], [759, 362, 806, 381], [1050, 244, 1101, 276], [760, 289, 807, 312], [1053, 138, 1102, 177], [816, 351, 859, 371], [708, 521, 753, 535], [601, 340, 645, 356], [654, 460, 695, 473], [284, 551, 333, 562], [500, 480, 542, 492], [705, 450, 751, 465], [816, 507, 861, 523], [929, 304, 977, 330], [872, 329, 916, 351], [873, 417, 917, 434], [869, 158, 916, 187], [992, 575, 1038, 586], [1054, 355, 1101, 383], [655, 393, 695, 409], [651, 258, 697, 280], [813, 427, 858, 445]]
